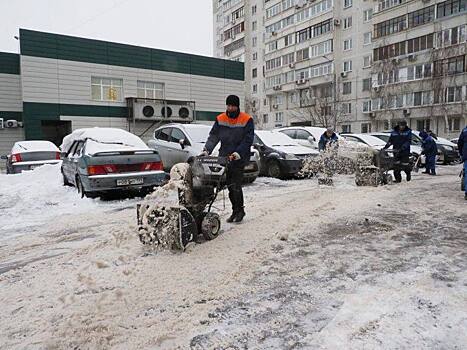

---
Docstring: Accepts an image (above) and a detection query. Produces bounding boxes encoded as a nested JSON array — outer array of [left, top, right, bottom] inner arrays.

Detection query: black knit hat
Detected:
[[226, 95, 240, 108]]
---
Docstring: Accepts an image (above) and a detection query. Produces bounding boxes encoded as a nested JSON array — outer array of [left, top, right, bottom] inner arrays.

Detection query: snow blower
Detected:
[[137, 156, 228, 250]]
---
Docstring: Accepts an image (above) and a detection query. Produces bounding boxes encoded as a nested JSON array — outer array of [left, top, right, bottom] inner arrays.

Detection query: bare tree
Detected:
[[289, 77, 349, 129]]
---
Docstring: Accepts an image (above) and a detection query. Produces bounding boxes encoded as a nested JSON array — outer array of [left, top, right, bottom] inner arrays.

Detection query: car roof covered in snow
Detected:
[[12, 140, 59, 154], [60, 128, 149, 153]]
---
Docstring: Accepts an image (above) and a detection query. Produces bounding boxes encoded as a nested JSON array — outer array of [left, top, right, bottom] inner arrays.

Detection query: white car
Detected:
[[148, 123, 260, 183], [276, 126, 330, 149], [2, 140, 61, 174]]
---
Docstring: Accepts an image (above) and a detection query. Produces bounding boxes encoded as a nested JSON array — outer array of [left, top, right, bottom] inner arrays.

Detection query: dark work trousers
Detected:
[[426, 154, 436, 174], [226, 163, 245, 213], [394, 153, 411, 182]]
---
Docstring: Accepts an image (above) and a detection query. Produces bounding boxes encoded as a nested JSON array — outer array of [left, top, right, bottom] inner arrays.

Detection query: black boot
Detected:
[[406, 172, 411, 181], [233, 209, 245, 223], [227, 212, 237, 223], [464, 193, 467, 200]]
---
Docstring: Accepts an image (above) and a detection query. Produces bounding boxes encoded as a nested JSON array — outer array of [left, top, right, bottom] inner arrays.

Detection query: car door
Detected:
[[62, 141, 78, 183], [70, 141, 85, 183], [169, 127, 191, 164], [153, 127, 173, 170]]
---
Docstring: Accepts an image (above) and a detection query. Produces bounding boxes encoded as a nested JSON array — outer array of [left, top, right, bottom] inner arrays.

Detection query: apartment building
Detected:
[[213, 0, 466, 137], [370, 0, 467, 139]]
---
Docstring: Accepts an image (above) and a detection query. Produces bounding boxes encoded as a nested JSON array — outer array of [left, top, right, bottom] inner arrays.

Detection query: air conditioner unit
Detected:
[[373, 86, 381, 92], [341, 72, 348, 78], [5, 119, 18, 128], [368, 112, 375, 118], [232, 18, 236, 25], [295, 0, 307, 8], [289, 63, 295, 69], [0, 118, 3, 129], [403, 108, 411, 116], [272, 104, 279, 109], [334, 19, 341, 26], [273, 85, 282, 90], [392, 57, 400, 64], [133, 100, 194, 122], [272, 31, 278, 36], [408, 54, 417, 62], [296, 78, 307, 85]]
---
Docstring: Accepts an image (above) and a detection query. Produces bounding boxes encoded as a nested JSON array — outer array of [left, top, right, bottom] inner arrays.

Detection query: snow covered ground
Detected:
[[0, 164, 465, 349]]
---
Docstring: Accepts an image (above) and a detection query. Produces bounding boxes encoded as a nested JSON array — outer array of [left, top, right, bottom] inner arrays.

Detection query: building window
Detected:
[[136, 81, 164, 99], [448, 117, 461, 131], [284, 33, 294, 46], [363, 32, 372, 45], [252, 52, 258, 61], [92, 77, 123, 101], [342, 124, 352, 133], [446, 86, 462, 102], [343, 60, 352, 72], [275, 112, 284, 123], [363, 9, 373, 22], [363, 78, 372, 91], [344, 17, 352, 29], [296, 48, 310, 61], [252, 21, 257, 31], [252, 68, 257, 78], [363, 100, 372, 112], [343, 38, 353, 51], [343, 82, 352, 95], [344, 0, 353, 8], [416, 119, 431, 131], [363, 55, 372, 68], [361, 123, 372, 133], [437, 0, 467, 19], [343, 103, 352, 114], [263, 114, 268, 124], [252, 37, 257, 47], [252, 5, 257, 15], [374, 14, 407, 38], [408, 5, 435, 28], [435, 24, 467, 48], [253, 84, 258, 93]]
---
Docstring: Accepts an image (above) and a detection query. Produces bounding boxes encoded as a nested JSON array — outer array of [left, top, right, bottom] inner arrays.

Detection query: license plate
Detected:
[[116, 178, 144, 186]]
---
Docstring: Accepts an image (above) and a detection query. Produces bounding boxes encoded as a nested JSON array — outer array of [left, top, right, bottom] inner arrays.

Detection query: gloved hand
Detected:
[[199, 149, 208, 157], [229, 152, 241, 161]]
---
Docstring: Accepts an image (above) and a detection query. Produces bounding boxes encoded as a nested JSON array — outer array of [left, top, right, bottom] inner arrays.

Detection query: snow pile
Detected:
[[300, 141, 374, 181], [0, 164, 134, 240], [137, 163, 190, 249]]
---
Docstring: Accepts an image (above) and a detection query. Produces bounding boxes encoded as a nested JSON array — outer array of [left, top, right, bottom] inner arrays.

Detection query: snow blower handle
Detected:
[[413, 155, 422, 173]]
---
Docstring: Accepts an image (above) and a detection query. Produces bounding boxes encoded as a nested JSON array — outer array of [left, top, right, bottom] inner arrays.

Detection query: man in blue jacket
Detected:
[[318, 127, 339, 151], [383, 121, 412, 183], [419, 130, 438, 175], [457, 125, 467, 200], [204, 95, 254, 222]]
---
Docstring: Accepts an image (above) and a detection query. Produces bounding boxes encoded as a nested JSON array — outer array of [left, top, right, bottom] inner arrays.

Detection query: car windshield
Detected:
[[186, 126, 211, 143], [358, 135, 386, 147], [256, 131, 298, 147], [373, 134, 390, 143]]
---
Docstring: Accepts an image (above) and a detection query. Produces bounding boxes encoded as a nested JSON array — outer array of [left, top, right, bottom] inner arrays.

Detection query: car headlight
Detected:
[[284, 153, 298, 160], [442, 145, 454, 151]]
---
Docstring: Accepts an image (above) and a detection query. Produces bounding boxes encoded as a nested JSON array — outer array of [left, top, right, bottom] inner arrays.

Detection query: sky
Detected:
[[0, 0, 214, 56]]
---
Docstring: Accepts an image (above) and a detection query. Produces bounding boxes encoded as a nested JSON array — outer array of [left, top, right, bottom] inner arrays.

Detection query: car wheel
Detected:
[[267, 160, 282, 178]]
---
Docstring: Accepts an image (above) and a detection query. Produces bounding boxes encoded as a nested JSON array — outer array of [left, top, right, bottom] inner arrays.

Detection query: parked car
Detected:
[[60, 128, 166, 198], [253, 130, 319, 178], [1, 140, 61, 174], [412, 131, 460, 164], [148, 123, 260, 183], [276, 126, 329, 149]]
